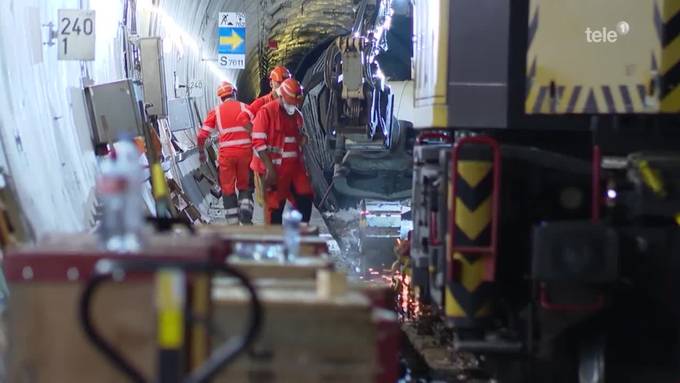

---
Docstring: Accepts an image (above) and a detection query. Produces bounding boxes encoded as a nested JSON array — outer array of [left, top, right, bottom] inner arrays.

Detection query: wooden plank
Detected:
[[317, 270, 349, 298], [225, 258, 333, 280]]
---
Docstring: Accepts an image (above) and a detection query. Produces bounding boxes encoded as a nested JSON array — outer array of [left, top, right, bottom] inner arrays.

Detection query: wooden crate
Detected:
[[5, 233, 218, 383], [211, 283, 379, 383], [213, 277, 401, 383]]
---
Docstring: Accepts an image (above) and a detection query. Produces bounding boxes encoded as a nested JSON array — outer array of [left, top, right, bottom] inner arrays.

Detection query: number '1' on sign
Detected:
[[58, 9, 96, 61]]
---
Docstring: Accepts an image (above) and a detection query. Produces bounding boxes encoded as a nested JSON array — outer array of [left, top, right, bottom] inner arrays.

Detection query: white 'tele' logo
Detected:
[[585, 21, 630, 43]]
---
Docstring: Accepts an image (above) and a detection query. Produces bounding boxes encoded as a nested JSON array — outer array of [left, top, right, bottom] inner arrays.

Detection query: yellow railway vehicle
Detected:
[[407, 0, 680, 381]]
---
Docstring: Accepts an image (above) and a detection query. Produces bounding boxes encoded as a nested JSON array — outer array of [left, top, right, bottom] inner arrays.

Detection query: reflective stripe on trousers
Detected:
[[219, 139, 252, 148]]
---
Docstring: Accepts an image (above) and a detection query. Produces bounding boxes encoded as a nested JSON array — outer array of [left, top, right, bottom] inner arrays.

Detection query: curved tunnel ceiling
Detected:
[[148, 0, 356, 108]]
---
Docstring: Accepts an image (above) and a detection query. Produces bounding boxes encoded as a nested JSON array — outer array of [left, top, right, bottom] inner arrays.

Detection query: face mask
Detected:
[[283, 102, 297, 115]]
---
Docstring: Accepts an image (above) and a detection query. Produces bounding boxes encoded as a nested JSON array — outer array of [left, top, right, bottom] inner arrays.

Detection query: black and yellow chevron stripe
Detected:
[[660, 0, 680, 112], [445, 147, 494, 327], [527, 84, 649, 114]]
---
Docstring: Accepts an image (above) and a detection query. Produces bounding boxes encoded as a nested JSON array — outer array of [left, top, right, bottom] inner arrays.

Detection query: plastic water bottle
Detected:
[[282, 209, 303, 261], [115, 139, 145, 252], [96, 138, 146, 252], [96, 156, 127, 251]]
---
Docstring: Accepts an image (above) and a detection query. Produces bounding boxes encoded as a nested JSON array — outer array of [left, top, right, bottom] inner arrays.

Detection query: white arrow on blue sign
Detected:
[[218, 12, 246, 69]]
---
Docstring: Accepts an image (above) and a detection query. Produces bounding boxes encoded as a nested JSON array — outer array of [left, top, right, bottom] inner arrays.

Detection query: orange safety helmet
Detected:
[[278, 78, 304, 106], [216, 81, 236, 99], [269, 66, 291, 83]]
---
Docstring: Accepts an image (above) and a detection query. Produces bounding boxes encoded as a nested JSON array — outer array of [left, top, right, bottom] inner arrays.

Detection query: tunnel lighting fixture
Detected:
[[140, 2, 229, 82], [376, 68, 385, 81], [606, 189, 617, 200]]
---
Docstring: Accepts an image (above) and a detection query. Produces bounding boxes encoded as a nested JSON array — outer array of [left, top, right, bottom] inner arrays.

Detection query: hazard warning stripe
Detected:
[[448, 282, 493, 316], [533, 86, 547, 114], [454, 225, 491, 248], [528, 9, 539, 48], [662, 32, 680, 74], [637, 84, 647, 104], [446, 141, 497, 323], [601, 86, 616, 113], [662, 63, 680, 98], [662, 84, 680, 111], [566, 86, 582, 113], [661, 1, 680, 109], [455, 171, 493, 211], [526, 58, 537, 99], [663, 7, 680, 46], [529, 83, 652, 114], [664, 1, 680, 23], [454, 196, 491, 242], [619, 85, 634, 113], [656, 4, 664, 42], [583, 89, 597, 113]]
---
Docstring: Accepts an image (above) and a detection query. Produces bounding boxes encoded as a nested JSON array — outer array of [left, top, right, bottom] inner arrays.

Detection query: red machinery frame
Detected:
[[416, 131, 454, 247], [448, 135, 501, 283]]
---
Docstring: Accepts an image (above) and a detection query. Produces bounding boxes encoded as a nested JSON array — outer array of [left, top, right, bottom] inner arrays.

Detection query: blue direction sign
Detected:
[[218, 27, 245, 54], [218, 12, 246, 69]]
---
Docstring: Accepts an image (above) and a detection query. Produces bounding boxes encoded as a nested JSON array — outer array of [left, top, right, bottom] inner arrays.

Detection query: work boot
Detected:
[[223, 193, 239, 225], [238, 190, 254, 225]]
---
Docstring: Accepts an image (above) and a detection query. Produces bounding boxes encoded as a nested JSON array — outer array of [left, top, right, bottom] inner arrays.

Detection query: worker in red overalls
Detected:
[[197, 81, 255, 224], [251, 78, 314, 225], [250, 65, 291, 115], [251, 65, 298, 209]]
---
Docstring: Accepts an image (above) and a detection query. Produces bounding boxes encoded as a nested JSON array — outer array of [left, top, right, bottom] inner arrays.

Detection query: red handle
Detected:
[[429, 212, 440, 246], [591, 145, 601, 223], [448, 136, 501, 283], [539, 283, 605, 311]]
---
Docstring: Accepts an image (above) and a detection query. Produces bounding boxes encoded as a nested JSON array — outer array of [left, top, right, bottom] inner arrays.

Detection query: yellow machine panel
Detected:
[[526, 0, 680, 114], [412, 0, 449, 128]]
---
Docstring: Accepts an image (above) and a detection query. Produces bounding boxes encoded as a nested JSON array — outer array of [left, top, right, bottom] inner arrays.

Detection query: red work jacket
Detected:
[[250, 100, 304, 174], [249, 92, 275, 116], [197, 100, 254, 156]]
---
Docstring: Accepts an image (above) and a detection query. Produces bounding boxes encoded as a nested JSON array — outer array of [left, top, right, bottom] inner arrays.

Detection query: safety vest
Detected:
[[199, 100, 254, 153], [251, 100, 303, 172]]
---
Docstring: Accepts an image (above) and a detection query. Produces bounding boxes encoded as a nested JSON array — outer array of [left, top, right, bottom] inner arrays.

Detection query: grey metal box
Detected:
[[167, 98, 195, 132], [448, 0, 510, 128], [139, 37, 168, 118], [85, 79, 144, 145]]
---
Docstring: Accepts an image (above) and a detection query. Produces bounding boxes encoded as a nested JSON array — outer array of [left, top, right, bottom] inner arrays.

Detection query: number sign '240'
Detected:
[[58, 9, 96, 61]]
